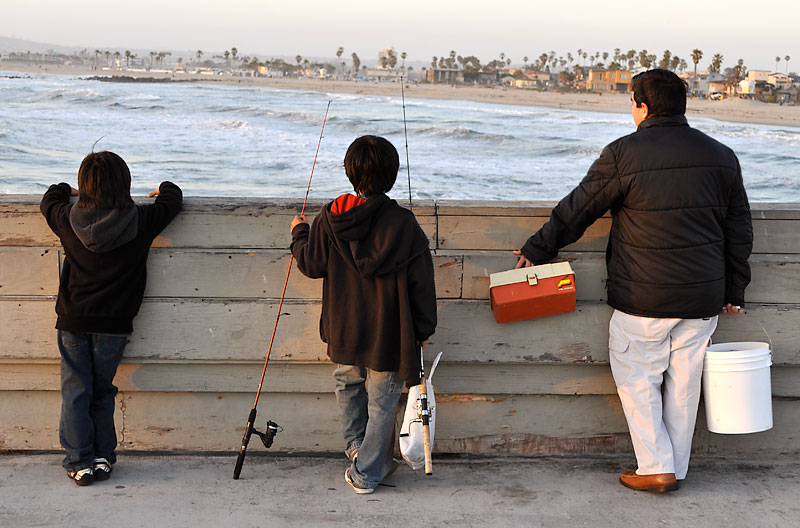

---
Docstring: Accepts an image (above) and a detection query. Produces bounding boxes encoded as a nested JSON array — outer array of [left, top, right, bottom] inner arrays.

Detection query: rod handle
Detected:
[[233, 407, 257, 480], [419, 378, 433, 476]]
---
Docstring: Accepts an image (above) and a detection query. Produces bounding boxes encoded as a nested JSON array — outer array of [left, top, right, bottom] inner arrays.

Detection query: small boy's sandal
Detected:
[[92, 458, 113, 481], [67, 467, 95, 486]]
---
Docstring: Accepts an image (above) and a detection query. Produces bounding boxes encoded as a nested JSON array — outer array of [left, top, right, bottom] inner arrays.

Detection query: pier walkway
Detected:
[[1, 453, 798, 527]]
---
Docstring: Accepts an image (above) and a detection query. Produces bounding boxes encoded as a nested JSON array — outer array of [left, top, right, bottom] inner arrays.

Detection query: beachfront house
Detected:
[[366, 68, 404, 81], [768, 72, 792, 89], [746, 70, 771, 82], [425, 67, 463, 85], [585, 69, 632, 93]]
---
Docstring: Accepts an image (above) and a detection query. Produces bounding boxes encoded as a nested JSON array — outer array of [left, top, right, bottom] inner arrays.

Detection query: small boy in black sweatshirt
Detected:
[[290, 135, 437, 494], [40, 151, 182, 485]]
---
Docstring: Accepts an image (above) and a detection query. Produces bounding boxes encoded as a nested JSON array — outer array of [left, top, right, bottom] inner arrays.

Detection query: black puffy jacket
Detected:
[[521, 115, 753, 319]]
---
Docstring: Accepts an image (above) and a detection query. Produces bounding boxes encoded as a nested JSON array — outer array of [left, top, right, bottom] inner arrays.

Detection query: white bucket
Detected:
[[703, 342, 773, 434]]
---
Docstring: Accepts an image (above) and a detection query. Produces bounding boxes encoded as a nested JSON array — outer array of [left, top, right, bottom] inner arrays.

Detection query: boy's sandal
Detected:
[[92, 458, 113, 481], [67, 467, 95, 486]]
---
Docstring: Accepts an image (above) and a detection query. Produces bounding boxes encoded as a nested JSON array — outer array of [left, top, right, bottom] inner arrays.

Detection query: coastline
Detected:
[[4, 63, 800, 128]]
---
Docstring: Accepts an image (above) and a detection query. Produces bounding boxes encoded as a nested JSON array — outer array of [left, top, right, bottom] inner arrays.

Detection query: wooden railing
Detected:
[[2, 196, 798, 456]]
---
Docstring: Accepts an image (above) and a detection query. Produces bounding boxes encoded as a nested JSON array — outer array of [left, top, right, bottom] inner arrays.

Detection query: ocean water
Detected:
[[1, 71, 799, 202]]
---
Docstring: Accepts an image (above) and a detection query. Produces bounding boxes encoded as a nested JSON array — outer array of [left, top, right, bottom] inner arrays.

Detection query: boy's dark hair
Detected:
[[631, 69, 688, 118], [344, 135, 399, 196], [77, 151, 135, 209]]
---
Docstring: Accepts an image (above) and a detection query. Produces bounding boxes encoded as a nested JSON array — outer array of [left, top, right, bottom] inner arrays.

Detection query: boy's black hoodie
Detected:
[[291, 193, 437, 386], [40, 181, 183, 334]]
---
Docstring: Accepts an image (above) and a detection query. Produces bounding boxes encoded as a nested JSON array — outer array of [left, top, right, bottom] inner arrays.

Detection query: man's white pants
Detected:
[[608, 309, 718, 480]]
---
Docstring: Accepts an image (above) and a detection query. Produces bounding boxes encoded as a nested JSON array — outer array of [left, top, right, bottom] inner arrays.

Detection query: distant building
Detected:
[[586, 69, 632, 92], [739, 80, 757, 95], [257, 65, 269, 76], [768, 72, 792, 89], [367, 68, 404, 81], [425, 68, 462, 84], [746, 70, 771, 82]]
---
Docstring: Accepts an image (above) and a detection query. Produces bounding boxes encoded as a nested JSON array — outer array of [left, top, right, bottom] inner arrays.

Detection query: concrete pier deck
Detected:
[[1, 453, 798, 527]]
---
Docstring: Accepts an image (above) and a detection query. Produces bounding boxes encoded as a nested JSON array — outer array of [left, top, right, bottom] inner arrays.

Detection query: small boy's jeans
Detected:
[[58, 330, 127, 471], [333, 364, 403, 489]]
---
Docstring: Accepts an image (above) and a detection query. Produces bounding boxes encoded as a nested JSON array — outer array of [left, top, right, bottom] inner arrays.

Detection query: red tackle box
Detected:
[[489, 262, 576, 324]]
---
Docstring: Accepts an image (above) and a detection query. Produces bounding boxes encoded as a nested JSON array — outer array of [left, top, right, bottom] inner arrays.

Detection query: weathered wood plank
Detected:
[[437, 215, 800, 254], [4, 300, 798, 366], [3, 390, 797, 454], [1, 197, 436, 248], [0, 248, 60, 296], [438, 215, 612, 252], [5, 362, 798, 397], [144, 250, 459, 300], [436, 200, 800, 220], [458, 252, 800, 304], [460, 251, 608, 301]]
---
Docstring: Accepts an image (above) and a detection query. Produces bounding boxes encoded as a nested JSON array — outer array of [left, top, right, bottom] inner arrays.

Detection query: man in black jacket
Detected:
[[516, 69, 753, 492]]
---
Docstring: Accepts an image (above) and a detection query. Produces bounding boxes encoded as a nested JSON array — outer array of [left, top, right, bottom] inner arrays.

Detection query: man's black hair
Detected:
[[344, 135, 399, 196], [631, 69, 688, 118]]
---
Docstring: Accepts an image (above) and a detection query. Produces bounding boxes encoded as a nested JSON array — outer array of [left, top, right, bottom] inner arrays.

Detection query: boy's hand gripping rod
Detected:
[[233, 101, 331, 480]]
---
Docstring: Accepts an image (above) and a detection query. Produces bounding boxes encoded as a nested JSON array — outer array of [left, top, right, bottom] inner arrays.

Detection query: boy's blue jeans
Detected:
[[58, 330, 127, 471], [333, 364, 403, 489]]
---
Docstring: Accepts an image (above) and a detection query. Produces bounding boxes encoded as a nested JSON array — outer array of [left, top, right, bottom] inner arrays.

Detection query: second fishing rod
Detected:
[[233, 100, 332, 480]]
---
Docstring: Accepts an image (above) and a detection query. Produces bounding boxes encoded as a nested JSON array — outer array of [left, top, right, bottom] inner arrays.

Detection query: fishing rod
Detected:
[[400, 76, 412, 211], [233, 100, 332, 480], [400, 75, 432, 475]]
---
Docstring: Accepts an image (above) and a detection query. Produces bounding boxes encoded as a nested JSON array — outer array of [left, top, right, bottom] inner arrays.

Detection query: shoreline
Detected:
[[4, 63, 800, 128]]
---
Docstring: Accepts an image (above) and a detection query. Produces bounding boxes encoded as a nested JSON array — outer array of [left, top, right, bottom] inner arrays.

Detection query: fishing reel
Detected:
[[233, 407, 282, 479], [253, 420, 280, 448]]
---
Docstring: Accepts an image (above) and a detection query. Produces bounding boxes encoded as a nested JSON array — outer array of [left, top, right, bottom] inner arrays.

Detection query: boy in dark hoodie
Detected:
[[40, 151, 182, 486], [290, 135, 437, 494]]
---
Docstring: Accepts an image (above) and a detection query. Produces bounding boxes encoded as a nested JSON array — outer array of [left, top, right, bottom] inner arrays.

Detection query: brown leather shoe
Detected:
[[619, 471, 679, 493]]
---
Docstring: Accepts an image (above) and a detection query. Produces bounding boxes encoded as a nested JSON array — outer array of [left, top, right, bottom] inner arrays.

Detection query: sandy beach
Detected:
[[4, 63, 800, 128]]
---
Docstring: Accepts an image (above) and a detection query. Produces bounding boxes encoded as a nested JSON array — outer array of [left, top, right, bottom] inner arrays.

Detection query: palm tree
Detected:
[[401, 51, 407, 70], [295, 55, 302, 70], [124, 50, 131, 68], [351, 52, 360, 75], [336, 46, 344, 76], [660, 50, 672, 70], [710, 53, 723, 73], [104, 51, 111, 67], [431, 56, 437, 69], [196, 50, 203, 64], [114, 51, 120, 68], [786, 56, 791, 74], [577, 48, 583, 65], [523, 56, 528, 71], [691, 49, 703, 96], [638, 49, 649, 69], [93, 49, 101, 68], [774, 56, 781, 73], [539, 53, 548, 71], [149, 51, 156, 70]]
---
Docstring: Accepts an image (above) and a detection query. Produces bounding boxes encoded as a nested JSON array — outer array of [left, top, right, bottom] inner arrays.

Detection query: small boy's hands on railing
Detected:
[[290, 215, 308, 233], [147, 189, 160, 197], [513, 250, 534, 269], [721, 303, 744, 315]]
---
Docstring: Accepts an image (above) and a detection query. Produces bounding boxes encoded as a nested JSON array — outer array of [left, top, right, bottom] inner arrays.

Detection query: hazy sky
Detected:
[[2, 0, 798, 71]]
